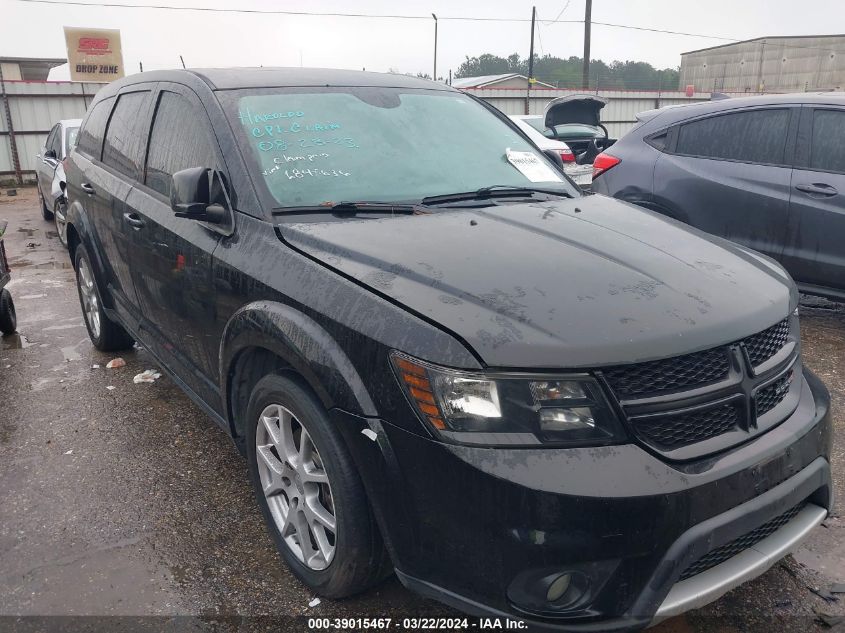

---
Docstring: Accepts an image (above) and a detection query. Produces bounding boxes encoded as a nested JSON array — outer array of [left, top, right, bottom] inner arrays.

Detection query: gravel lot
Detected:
[[1, 186, 843, 632]]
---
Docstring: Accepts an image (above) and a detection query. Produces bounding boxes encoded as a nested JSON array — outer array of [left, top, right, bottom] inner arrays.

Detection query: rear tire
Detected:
[[39, 188, 53, 221], [246, 374, 389, 598], [74, 244, 134, 352], [54, 198, 69, 249], [0, 289, 16, 335]]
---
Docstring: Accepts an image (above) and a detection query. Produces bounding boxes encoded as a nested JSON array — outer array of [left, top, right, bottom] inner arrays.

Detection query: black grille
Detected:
[[756, 370, 794, 417], [679, 503, 805, 581], [743, 319, 790, 366], [634, 404, 739, 449], [602, 346, 730, 398]]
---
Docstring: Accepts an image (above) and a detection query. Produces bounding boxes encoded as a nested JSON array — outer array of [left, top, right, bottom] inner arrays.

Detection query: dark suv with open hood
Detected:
[[65, 69, 832, 630]]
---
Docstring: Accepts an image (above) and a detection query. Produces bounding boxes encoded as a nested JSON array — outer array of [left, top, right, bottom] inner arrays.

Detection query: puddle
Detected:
[[16, 227, 34, 236], [1, 333, 33, 349]]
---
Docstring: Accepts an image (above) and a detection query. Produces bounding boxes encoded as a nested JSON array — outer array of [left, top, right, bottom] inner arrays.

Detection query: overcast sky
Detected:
[[2, 0, 842, 80]]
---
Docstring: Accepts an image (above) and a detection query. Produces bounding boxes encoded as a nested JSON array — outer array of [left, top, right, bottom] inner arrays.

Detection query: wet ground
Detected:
[[1, 186, 844, 632]]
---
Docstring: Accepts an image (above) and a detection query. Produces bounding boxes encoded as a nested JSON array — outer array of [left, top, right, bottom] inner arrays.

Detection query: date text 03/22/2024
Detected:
[[306, 618, 528, 630]]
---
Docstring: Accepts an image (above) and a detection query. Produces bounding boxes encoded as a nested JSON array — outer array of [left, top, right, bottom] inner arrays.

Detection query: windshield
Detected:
[[222, 87, 578, 209], [65, 127, 79, 155]]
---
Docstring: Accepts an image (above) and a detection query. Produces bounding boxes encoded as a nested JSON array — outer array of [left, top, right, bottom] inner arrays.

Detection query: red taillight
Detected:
[[558, 148, 575, 163], [592, 153, 621, 179]]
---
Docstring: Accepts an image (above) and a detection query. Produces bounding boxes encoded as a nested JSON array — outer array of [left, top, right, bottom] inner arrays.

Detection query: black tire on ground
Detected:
[[73, 244, 135, 352], [54, 197, 69, 249], [39, 188, 53, 221], [246, 374, 390, 599], [0, 288, 17, 335]]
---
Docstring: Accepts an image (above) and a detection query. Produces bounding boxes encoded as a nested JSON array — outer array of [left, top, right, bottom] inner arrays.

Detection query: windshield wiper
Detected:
[[421, 185, 572, 206], [274, 201, 423, 215]]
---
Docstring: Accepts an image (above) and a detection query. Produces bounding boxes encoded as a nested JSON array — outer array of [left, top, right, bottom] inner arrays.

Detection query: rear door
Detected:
[[653, 106, 797, 261], [123, 83, 224, 405], [782, 105, 845, 293], [90, 88, 154, 323]]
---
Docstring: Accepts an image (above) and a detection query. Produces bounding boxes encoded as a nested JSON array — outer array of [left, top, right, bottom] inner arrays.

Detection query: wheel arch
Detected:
[[221, 301, 378, 445]]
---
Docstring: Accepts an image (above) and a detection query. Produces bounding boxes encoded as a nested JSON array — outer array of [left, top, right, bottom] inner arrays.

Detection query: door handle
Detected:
[[123, 212, 146, 229], [81, 183, 96, 196], [795, 183, 838, 197]]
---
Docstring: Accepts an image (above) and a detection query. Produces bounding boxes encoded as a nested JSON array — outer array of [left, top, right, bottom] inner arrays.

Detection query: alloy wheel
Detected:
[[55, 199, 69, 247], [256, 403, 337, 570], [77, 258, 101, 339]]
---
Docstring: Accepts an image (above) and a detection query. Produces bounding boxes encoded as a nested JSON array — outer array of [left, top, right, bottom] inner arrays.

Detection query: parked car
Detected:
[[36, 118, 81, 248], [509, 115, 592, 187], [518, 94, 616, 164], [591, 93, 845, 302], [65, 69, 831, 630]]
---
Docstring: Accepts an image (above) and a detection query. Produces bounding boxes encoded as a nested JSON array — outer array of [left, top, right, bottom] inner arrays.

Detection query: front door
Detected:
[[124, 84, 224, 406], [36, 124, 60, 204], [781, 105, 845, 296]]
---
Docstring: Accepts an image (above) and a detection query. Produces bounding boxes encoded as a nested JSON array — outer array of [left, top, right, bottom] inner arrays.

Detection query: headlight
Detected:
[[391, 352, 626, 447]]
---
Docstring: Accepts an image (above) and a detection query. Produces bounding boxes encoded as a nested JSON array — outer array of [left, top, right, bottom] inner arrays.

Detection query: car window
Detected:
[[103, 91, 150, 180], [145, 91, 217, 197], [77, 98, 114, 160], [809, 109, 845, 174], [49, 126, 62, 156], [676, 108, 790, 165], [65, 127, 79, 155], [44, 125, 58, 155], [223, 87, 577, 209]]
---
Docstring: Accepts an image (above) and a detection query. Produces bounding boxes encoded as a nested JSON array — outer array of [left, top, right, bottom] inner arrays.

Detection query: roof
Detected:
[[638, 91, 845, 128], [0, 56, 67, 81], [191, 67, 453, 91], [682, 34, 845, 56], [451, 73, 556, 89]]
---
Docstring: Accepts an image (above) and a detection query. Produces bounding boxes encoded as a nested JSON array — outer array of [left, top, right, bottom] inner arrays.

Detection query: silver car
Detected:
[[36, 118, 81, 247]]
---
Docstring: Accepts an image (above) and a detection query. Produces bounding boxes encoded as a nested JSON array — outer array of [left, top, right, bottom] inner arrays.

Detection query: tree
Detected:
[[455, 52, 679, 90]]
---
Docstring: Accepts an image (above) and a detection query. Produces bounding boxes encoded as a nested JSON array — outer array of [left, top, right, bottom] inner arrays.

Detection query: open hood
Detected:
[[544, 94, 607, 128]]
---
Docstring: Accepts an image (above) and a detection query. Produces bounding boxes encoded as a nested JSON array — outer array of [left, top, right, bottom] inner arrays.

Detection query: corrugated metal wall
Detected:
[[461, 88, 711, 139], [1, 81, 101, 183]]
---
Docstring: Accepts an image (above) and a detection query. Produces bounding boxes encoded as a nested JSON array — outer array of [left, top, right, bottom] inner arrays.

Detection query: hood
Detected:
[[544, 94, 607, 128], [281, 196, 794, 369]]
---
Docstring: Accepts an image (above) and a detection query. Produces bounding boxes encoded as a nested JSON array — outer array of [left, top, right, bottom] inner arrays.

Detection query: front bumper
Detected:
[[334, 368, 832, 630]]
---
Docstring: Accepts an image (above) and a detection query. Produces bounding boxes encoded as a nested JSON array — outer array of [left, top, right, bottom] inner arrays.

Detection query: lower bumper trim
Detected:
[[653, 503, 827, 621]]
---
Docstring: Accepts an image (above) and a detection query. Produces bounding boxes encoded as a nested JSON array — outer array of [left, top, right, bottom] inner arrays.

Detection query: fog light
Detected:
[[546, 573, 572, 602]]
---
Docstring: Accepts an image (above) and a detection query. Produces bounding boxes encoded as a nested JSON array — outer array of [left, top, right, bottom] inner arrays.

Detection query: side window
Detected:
[[49, 125, 62, 156], [103, 91, 150, 180], [809, 109, 845, 174], [145, 91, 217, 197], [77, 98, 114, 160], [676, 109, 790, 165], [43, 125, 58, 155]]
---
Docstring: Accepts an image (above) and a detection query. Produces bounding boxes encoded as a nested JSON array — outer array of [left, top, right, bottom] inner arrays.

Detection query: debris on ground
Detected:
[[831, 583, 845, 594], [361, 428, 378, 441], [106, 385, 115, 390], [64, 449, 72, 455], [25, 242, 40, 249], [810, 586, 839, 602], [816, 610, 845, 628], [308, 597, 321, 608], [92, 364, 100, 369], [5, 189, 16, 197], [133, 369, 162, 384], [106, 358, 126, 369]]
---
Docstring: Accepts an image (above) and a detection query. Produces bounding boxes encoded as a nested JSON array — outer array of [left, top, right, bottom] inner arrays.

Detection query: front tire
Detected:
[[246, 374, 388, 598], [38, 187, 53, 221], [74, 244, 134, 352], [54, 197, 69, 249], [0, 288, 16, 335]]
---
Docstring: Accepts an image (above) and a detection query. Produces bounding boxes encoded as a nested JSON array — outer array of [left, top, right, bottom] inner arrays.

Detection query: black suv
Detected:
[[65, 69, 832, 630], [591, 93, 845, 302]]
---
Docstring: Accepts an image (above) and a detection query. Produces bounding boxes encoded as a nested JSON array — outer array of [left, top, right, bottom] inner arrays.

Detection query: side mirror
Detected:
[[44, 149, 57, 160], [170, 167, 228, 224], [543, 148, 565, 171]]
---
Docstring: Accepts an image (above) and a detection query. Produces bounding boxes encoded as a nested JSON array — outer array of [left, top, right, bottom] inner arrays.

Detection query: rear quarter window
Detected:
[[676, 108, 790, 165]]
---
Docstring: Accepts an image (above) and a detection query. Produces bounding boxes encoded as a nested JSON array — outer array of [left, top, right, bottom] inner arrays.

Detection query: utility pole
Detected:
[[525, 6, 536, 114], [582, 0, 592, 89], [432, 13, 438, 81]]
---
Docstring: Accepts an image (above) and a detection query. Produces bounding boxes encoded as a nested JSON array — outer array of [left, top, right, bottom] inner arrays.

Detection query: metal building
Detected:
[[680, 35, 845, 93]]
